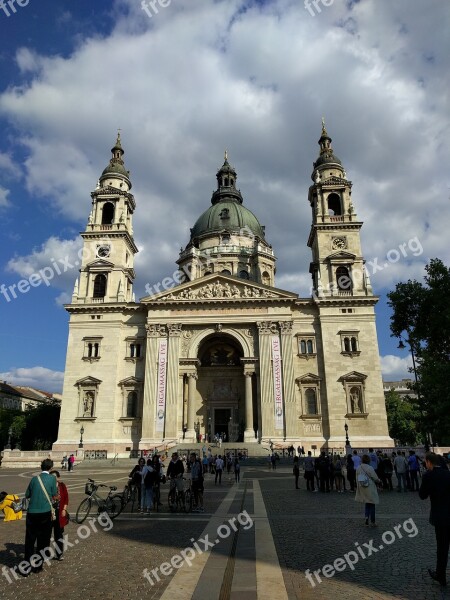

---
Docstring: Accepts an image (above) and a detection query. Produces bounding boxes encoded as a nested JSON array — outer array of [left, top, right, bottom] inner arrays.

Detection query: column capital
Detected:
[[145, 324, 167, 338], [168, 323, 183, 337], [244, 371, 255, 378], [278, 321, 293, 334], [186, 372, 198, 380], [257, 321, 278, 335]]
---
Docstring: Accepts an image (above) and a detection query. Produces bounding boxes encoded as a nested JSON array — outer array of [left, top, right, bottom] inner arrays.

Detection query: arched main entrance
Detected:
[[198, 335, 244, 442]]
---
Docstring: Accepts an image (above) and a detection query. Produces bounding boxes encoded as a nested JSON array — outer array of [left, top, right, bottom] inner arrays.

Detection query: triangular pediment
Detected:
[[296, 373, 321, 384], [118, 376, 143, 387], [140, 274, 298, 303], [326, 251, 356, 261], [321, 175, 350, 187], [75, 376, 102, 386], [87, 259, 115, 269], [338, 371, 367, 382]]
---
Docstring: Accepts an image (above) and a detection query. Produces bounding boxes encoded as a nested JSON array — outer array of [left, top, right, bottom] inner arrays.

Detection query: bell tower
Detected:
[[307, 120, 372, 299], [72, 133, 138, 305]]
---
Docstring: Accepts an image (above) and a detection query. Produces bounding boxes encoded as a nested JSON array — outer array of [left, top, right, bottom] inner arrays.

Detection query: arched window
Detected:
[[93, 343, 99, 358], [87, 343, 93, 357], [101, 202, 115, 224], [351, 337, 358, 352], [239, 270, 249, 279], [221, 269, 231, 276], [327, 193, 342, 215], [305, 389, 317, 414], [262, 271, 270, 285], [93, 274, 107, 298], [300, 340, 307, 354], [204, 271, 212, 276], [336, 266, 351, 291], [307, 340, 313, 354], [344, 337, 350, 352], [127, 391, 138, 418]]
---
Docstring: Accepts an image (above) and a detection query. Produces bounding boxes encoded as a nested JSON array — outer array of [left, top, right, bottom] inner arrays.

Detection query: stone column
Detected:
[[244, 371, 255, 442], [141, 324, 165, 446], [257, 321, 278, 441], [186, 373, 198, 442], [279, 321, 296, 440], [165, 323, 182, 440]]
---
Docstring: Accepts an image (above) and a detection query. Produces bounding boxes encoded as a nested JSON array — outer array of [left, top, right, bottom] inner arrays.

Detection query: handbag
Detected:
[[11, 496, 24, 513], [357, 467, 370, 487], [37, 476, 56, 521]]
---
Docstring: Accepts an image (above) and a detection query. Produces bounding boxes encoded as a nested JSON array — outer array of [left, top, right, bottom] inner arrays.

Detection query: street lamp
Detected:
[[79, 425, 85, 448], [4, 426, 12, 450], [397, 335, 429, 451], [344, 422, 350, 449]]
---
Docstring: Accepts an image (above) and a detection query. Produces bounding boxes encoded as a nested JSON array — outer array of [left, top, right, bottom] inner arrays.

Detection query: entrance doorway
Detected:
[[214, 408, 231, 440]]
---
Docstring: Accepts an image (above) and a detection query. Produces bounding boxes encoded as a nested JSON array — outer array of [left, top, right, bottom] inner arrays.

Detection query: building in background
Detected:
[[0, 381, 61, 411], [53, 125, 393, 454]]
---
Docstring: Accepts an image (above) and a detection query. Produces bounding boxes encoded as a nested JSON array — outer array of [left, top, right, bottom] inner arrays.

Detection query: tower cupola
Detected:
[[99, 132, 132, 190], [312, 119, 344, 180]]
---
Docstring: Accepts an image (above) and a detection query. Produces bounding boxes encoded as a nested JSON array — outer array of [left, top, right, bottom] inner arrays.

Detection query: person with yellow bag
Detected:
[[0, 491, 23, 521]]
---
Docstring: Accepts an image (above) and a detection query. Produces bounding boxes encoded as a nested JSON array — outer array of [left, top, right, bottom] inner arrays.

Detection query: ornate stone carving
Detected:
[[163, 281, 277, 301], [257, 321, 278, 335], [304, 422, 322, 433], [278, 321, 293, 334], [168, 323, 183, 336], [145, 324, 167, 337]]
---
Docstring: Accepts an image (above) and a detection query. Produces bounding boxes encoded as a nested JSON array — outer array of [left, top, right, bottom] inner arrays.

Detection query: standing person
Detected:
[[419, 451, 450, 587], [23, 459, 58, 576], [346, 454, 356, 492], [67, 454, 75, 472], [380, 453, 394, 491], [355, 454, 382, 527], [304, 451, 316, 492], [61, 455, 68, 471], [270, 453, 277, 470], [167, 452, 185, 510], [394, 451, 408, 492], [234, 459, 241, 484], [190, 453, 204, 512], [317, 452, 330, 493], [368, 448, 379, 472], [408, 450, 420, 492], [334, 455, 344, 493], [215, 455, 224, 485], [141, 459, 155, 514], [50, 470, 69, 561], [202, 454, 208, 475], [352, 450, 362, 469], [129, 457, 145, 510], [293, 456, 300, 489]]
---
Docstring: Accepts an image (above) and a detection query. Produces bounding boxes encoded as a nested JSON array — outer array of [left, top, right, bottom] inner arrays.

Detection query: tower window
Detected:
[[239, 270, 249, 280], [93, 274, 107, 298], [327, 193, 342, 216], [336, 266, 352, 291], [339, 331, 360, 355], [101, 202, 115, 224], [83, 337, 102, 361], [221, 269, 232, 276], [262, 271, 270, 285], [298, 336, 316, 356]]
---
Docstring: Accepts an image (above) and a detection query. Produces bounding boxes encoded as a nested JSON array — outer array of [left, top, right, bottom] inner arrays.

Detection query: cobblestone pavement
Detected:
[[0, 461, 448, 600]]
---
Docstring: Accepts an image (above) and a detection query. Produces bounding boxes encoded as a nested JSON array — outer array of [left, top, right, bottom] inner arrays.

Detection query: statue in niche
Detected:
[[350, 387, 363, 413], [83, 392, 94, 417]]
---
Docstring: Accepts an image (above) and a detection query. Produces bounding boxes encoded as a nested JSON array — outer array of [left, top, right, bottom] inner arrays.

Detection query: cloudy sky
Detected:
[[0, 0, 448, 392]]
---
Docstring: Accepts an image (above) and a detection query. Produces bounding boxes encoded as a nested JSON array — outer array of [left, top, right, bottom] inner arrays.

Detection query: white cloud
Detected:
[[0, 0, 448, 303], [0, 186, 10, 207], [0, 367, 64, 394], [0, 152, 22, 179], [380, 354, 413, 381]]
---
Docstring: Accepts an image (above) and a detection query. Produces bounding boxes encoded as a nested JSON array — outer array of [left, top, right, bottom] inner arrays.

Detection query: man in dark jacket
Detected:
[[419, 451, 450, 587]]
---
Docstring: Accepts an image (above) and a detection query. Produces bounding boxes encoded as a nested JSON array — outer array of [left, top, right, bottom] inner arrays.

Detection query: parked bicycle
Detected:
[[115, 481, 139, 513], [75, 479, 123, 523], [168, 477, 192, 513]]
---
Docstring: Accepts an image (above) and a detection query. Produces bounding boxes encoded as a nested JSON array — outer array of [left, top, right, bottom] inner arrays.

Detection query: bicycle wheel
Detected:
[[106, 496, 122, 519], [76, 498, 92, 523], [184, 490, 192, 513]]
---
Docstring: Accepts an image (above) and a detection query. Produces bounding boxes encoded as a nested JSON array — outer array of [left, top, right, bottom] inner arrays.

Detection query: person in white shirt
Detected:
[[215, 455, 224, 485]]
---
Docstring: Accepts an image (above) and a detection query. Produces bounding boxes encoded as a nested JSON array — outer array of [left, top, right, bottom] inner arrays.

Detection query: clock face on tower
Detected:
[[96, 244, 111, 258], [332, 237, 347, 250]]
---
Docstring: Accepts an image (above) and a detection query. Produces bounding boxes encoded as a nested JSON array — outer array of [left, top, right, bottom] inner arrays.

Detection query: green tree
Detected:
[[387, 258, 450, 445], [384, 389, 421, 446], [21, 401, 61, 451]]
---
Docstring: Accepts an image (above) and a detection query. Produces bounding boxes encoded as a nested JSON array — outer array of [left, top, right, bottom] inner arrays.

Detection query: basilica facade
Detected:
[[53, 125, 393, 454]]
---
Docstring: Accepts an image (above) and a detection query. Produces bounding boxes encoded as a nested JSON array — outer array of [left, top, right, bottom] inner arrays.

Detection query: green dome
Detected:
[[314, 151, 342, 168], [101, 161, 129, 178], [191, 200, 265, 239]]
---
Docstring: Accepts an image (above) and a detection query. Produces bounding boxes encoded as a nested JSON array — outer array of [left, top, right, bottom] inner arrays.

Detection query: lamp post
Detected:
[[397, 335, 429, 451], [79, 425, 84, 449], [4, 426, 12, 450], [344, 422, 351, 452]]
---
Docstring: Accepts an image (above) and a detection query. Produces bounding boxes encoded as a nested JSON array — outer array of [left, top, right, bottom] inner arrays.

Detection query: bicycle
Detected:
[[75, 479, 123, 523], [116, 481, 139, 513], [168, 477, 192, 513]]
